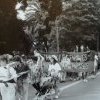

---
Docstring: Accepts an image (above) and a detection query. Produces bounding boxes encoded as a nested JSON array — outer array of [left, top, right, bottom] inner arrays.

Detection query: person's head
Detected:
[[21, 54, 27, 62], [6, 54, 13, 63], [34, 49, 40, 57], [13, 55, 22, 63], [66, 54, 68, 58], [50, 55, 58, 64], [0, 56, 7, 67], [66, 54, 70, 58], [62, 53, 66, 58], [27, 59, 33, 67]]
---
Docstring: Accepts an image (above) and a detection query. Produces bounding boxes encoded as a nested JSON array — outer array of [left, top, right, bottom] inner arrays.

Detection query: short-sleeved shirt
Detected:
[[0, 65, 17, 82], [48, 63, 61, 77]]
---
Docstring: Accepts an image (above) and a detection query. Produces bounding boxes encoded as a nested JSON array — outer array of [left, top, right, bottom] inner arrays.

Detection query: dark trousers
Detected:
[[32, 83, 48, 95], [82, 72, 87, 79]]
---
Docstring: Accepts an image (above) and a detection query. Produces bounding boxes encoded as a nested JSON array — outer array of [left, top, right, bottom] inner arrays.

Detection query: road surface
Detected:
[[59, 73, 100, 100]]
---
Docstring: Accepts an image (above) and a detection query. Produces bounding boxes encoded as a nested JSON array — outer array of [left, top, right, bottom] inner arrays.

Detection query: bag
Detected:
[[40, 76, 52, 87]]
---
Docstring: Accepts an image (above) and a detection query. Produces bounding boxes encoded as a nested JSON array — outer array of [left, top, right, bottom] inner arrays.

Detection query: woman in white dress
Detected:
[[0, 57, 17, 100], [48, 55, 61, 99]]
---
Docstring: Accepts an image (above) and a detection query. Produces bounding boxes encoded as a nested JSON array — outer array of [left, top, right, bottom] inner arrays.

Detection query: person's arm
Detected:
[[56, 63, 61, 71], [9, 67, 18, 82], [40, 54, 44, 62], [36, 53, 44, 66], [48, 64, 54, 76], [95, 55, 98, 61], [48, 65, 51, 75]]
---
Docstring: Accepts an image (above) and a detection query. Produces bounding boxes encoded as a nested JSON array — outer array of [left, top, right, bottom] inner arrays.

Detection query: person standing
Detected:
[[0, 57, 17, 100], [28, 59, 42, 95], [86, 46, 90, 51], [34, 49, 44, 67], [61, 55, 71, 81], [34, 49, 44, 77], [60, 55, 67, 81], [93, 53, 98, 77], [76, 45, 79, 52], [12, 56, 30, 100], [48, 55, 61, 99], [80, 45, 84, 52]]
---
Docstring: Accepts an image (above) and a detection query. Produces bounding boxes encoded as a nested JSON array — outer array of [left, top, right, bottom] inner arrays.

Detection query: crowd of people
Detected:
[[60, 50, 99, 82], [74, 45, 90, 52], [0, 49, 99, 100], [0, 50, 62, 100]]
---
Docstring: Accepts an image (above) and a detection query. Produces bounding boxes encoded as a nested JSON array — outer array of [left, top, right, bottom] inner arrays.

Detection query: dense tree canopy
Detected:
[[49, 0, 100, 51], [17, 0, 100, 52], [0, 0, 100, 54]]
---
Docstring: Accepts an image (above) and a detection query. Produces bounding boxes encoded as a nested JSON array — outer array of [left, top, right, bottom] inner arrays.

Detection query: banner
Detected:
[[42, 51, 95, 72], [62, 51, 95, 72]]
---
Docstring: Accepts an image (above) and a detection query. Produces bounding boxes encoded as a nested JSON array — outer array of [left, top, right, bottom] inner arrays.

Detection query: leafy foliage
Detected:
[[15, 0, 100, 52], [49, 0, 100, 51]]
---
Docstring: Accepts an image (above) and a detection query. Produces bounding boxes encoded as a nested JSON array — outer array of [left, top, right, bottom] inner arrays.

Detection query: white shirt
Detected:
[[81, 45, 84, 52], [94, 55, 98, 61], [0, 65, 17, 81], [48, 63, 61, 76], [48, 63, 61, 78], [94, 55, 98, 67], [0, 67, 10, 80], [61, 57, 71, 68]]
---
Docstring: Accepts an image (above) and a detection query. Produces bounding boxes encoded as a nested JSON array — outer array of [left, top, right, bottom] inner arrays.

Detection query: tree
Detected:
[[49, 0, 100, 51], [15, 0, 100, 52], [15, 0, 62, 52]]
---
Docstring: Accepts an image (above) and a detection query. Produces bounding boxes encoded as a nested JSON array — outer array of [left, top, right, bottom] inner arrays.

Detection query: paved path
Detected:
[[58, 73, 100, 100]]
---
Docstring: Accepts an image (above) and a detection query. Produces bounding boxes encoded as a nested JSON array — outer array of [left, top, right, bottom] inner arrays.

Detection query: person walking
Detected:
[[48, 55, 61, 99], [12, 55, 30, 100], [34, 49, 44, 80], [30, 50, 45, 96], [93, 53, 98, 77], [29, 59, 42, 95], [34, 49, 44, 68], [0, 57, 17, 100], [80, 45, 84, 52]]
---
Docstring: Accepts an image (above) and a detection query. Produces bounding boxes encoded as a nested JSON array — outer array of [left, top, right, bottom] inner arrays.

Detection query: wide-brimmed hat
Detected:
[[51, 55, 58, 61]]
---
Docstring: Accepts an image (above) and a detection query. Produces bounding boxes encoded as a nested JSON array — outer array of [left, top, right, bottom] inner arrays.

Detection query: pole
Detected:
[[97, 32, 99, 52], [56, 26, 59, 53], [55, 19, 60, 61], [55, 19, 59, 53]]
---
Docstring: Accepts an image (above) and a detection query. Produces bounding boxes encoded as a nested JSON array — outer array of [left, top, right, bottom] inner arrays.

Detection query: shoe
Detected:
[[93, 75, 96, 79], [83, 79, 88, 82], [50, 89, 55, 94], [54, 95, 59, 99], [54, 90, 60, 99], [35, 92, 38, 95]]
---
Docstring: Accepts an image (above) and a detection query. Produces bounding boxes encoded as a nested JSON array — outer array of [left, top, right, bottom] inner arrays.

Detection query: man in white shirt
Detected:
[[0, 57, 17, 100]]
